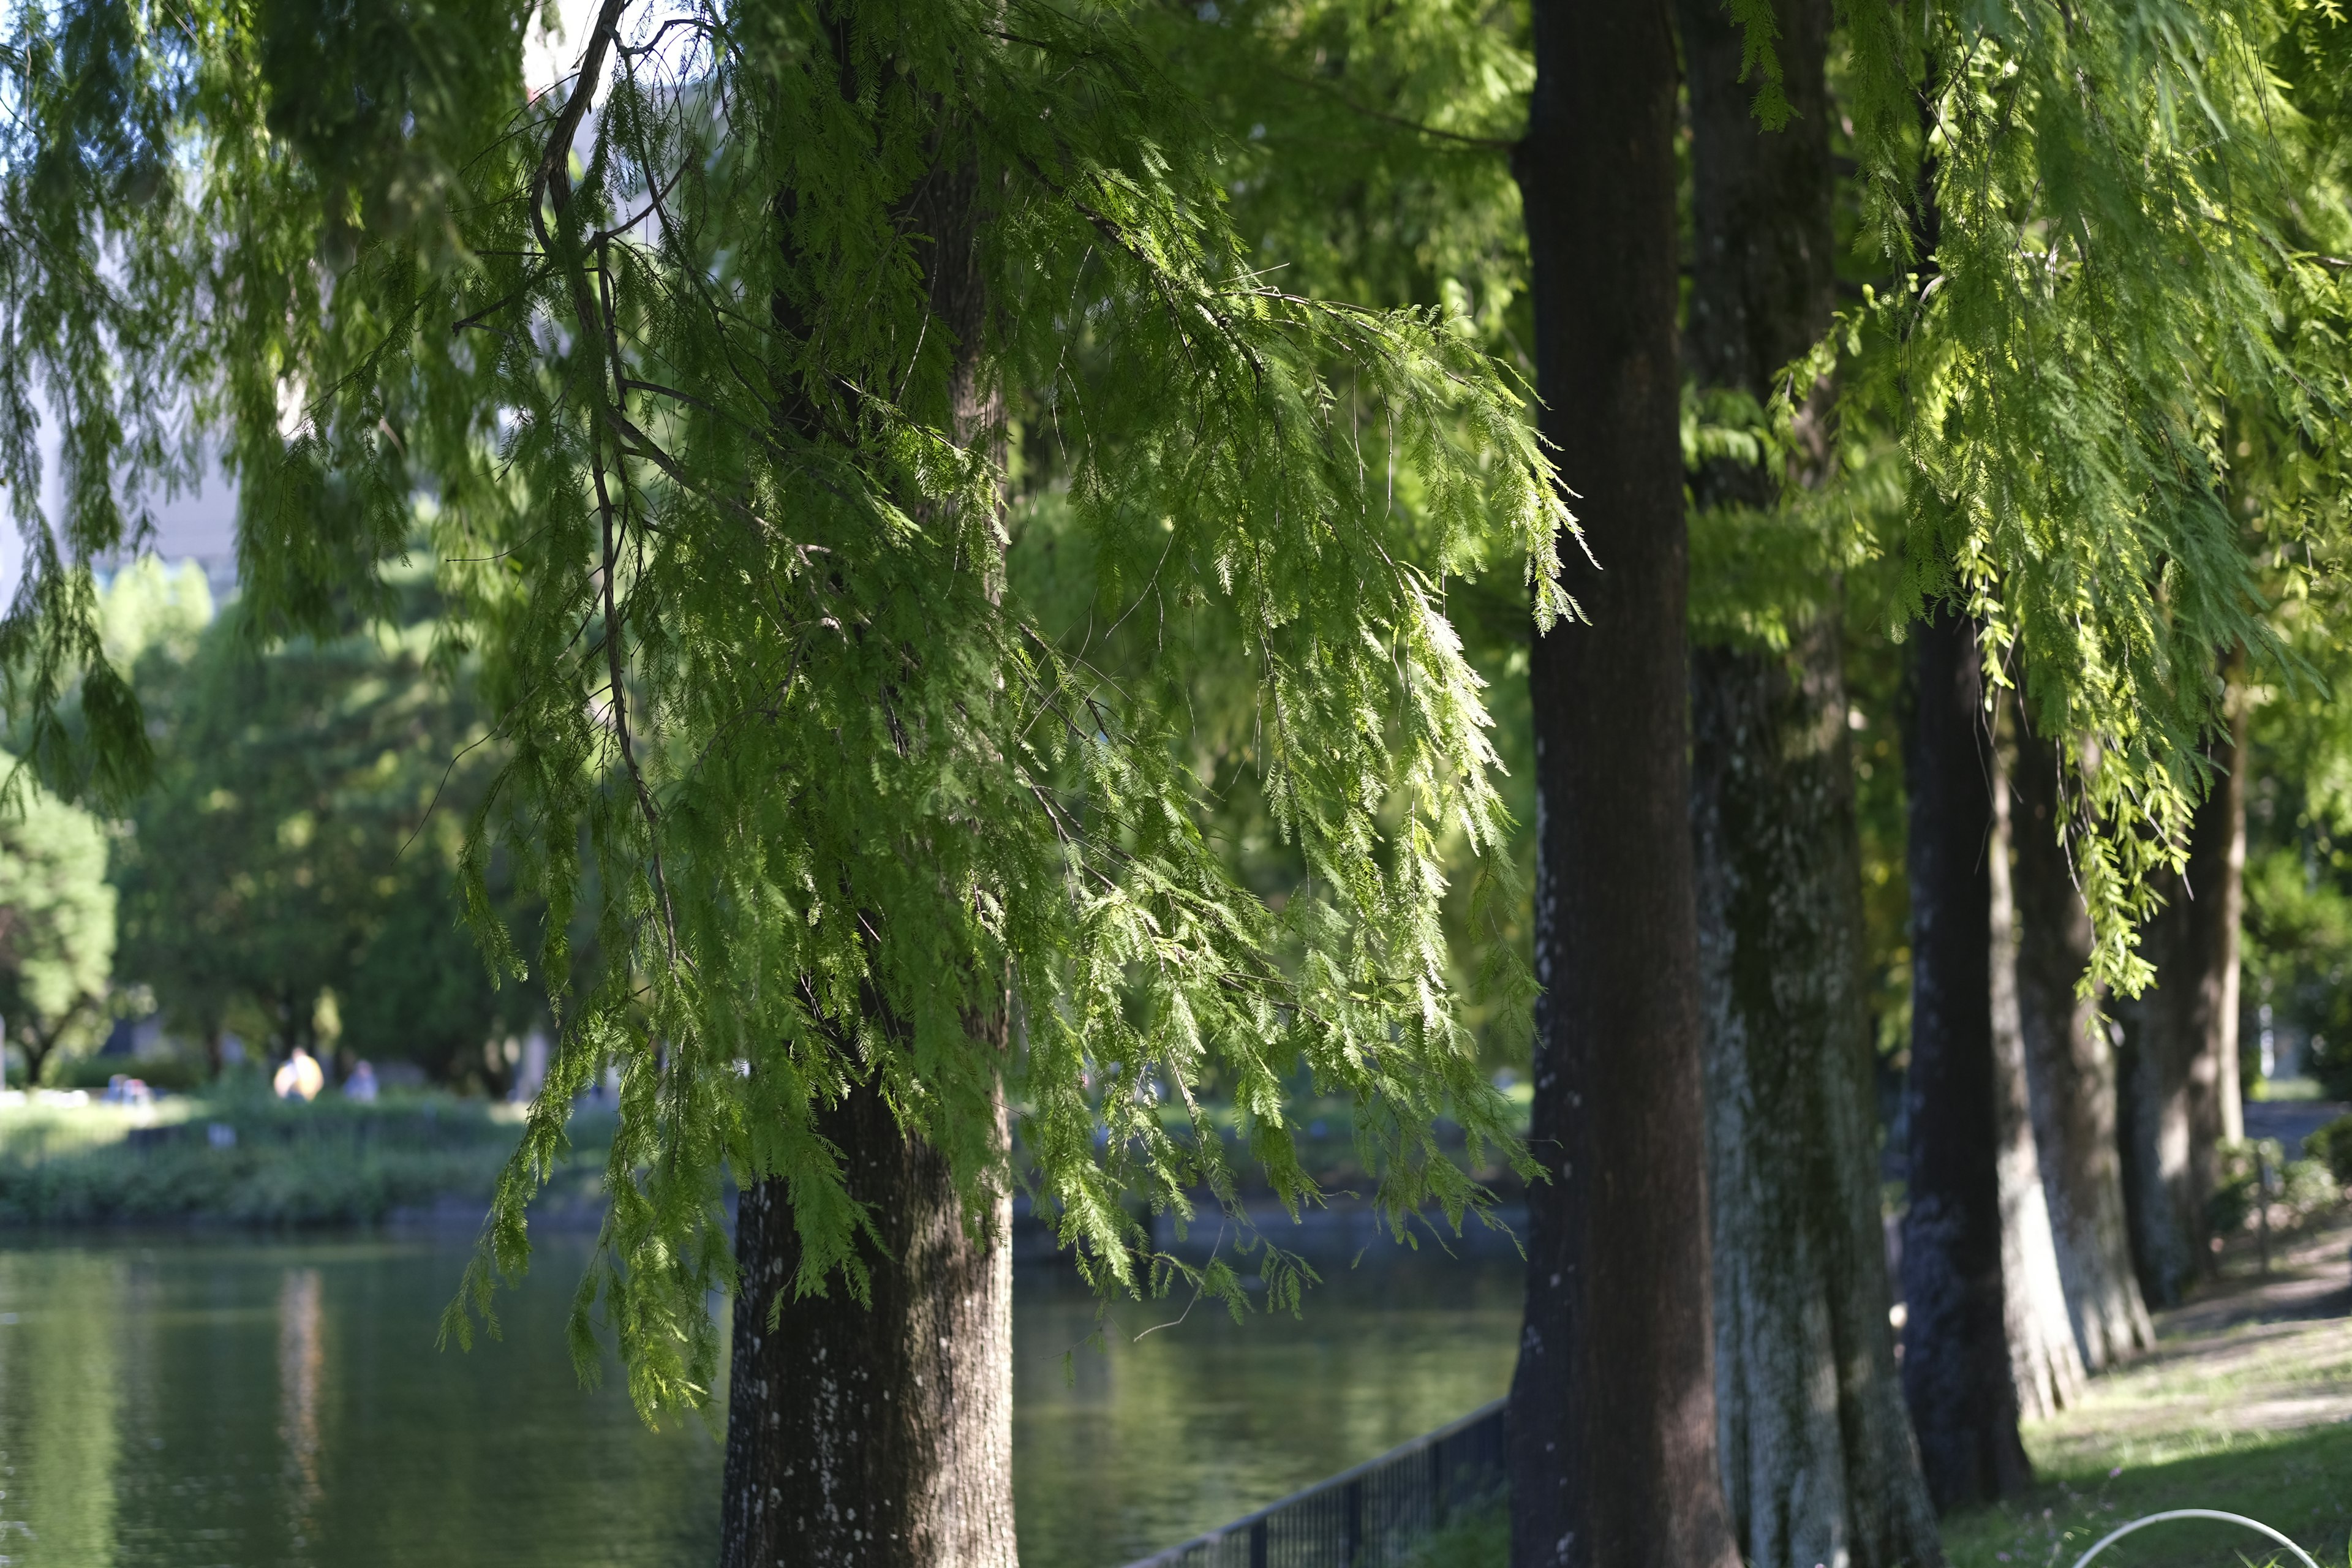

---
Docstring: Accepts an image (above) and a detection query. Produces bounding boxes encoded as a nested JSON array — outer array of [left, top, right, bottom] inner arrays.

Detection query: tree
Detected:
[[1899, 609, 2030, 1510], [1679, 0, 1942, 1561], [0, 4, 1566, 1560], [1986, 727, 2087, 1417], [109, 571, 535, 1084], [1510, 5, 1738, 1568], [0, 758, 116, 1085], [2121, 696, 2250, 1306], [2010, 717, 2154, 1371]]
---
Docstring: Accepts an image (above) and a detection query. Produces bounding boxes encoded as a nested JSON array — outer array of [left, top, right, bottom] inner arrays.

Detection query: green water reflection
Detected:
[[0, 1232, 1522, 1567]]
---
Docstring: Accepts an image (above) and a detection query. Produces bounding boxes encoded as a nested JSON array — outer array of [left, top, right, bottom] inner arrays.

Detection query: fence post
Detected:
[[1343, 1479, 1362, 1568], [1250, 1516, 1268, 1568]]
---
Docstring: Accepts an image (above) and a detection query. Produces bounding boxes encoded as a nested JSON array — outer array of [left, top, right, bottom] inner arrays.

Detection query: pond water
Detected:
[[0, 1226, 1523, 1568]]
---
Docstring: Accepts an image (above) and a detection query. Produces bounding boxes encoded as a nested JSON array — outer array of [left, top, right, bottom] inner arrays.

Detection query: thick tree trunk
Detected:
[[722, 67, 1015, 1567], [721, 1086, 1016, 1568], [1987, 736, 2087, 1419], [2122, 697, 2248, 1305], [1692, 631, 1945, 1568], [1509, 6, 1738, 1568], [1899, 609, 2031, 1511], [2010, 722, 2154, 1368], [1678, 2, 1941, 1564]]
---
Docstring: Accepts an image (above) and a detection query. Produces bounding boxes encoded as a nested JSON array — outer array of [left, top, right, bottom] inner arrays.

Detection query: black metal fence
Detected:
[[1120, 1400, 1507, 1568]]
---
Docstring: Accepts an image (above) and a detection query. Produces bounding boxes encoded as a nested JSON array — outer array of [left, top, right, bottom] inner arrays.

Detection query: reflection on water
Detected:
[[1014, 1242, 1525, 1568], [0, 1230, 1521, 1568], [277, 1268, 326, 1556]]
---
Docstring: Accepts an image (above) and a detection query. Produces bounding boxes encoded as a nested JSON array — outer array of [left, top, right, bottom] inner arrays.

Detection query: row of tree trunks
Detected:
[[1509, 3, 1740, 1567], [2010, 723, 2156, 1369], [1678, 0, 1943, 1563], [1987, 733, 2090, 1419], [712, 8, 2256, 1564], [2122, 699, 2251, 1306]]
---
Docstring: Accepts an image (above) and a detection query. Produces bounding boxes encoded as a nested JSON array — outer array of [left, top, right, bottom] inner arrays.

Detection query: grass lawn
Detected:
[[0, 1090, 614, 1226], [1944, 1216, 2352, 1568]]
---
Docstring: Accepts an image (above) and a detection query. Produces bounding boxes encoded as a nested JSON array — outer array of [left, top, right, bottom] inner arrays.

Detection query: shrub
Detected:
[[2212, 1137, 2345, 1237], [55, 1055, 209, 1094], [2312, 1115, 2352, 1189]]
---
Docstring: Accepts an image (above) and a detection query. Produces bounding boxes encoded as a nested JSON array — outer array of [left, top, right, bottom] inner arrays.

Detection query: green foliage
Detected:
[[2209, 1136, 2342, 1236], [107, 562, 539, 1083], [0, 0, 1564, 1415], [1094, 0, 1545, 1067], [2241, 591, 2352, 1101], [53, 1051, 206, 1092], [1824, 0, 2352, 995], [0, 750, 117, 1083], [1398, 1496, 1509, 1568], [2314, 1115, 2352, 1189]]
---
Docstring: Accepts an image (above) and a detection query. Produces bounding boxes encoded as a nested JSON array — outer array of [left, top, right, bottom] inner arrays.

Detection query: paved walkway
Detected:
[[2245, 1099, 2350, 1159]]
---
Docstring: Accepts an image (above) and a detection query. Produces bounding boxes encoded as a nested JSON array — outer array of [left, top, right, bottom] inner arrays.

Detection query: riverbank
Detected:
[[0, 1091, 1528, 1234], [0, 1095, 614, 1227]]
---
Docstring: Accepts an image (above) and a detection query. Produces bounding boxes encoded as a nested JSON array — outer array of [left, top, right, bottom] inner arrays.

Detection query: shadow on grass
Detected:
[[1943, 1422, 2352, 1568]]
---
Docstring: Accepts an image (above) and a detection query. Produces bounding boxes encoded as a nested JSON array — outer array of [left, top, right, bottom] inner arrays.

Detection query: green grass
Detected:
[[0, 1091, 612, 1226], [1400, 1496, 1508, 1568], [1942, 1427, 2352, 1568], [1946, 1219, 2352, 1568]]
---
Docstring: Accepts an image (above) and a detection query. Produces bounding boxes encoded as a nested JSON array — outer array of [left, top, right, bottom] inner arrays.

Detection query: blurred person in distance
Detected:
[[274, 1044, 325, 1102]]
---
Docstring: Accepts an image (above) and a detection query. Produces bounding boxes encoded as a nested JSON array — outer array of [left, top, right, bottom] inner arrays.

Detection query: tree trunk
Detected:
[[1899, 609, 2031, 1511], [1987, 731, 2087, 1419], [722, 1085, 1016, 1568], [17, 1027, 56, 1088], [2122, 695, 2248, 1305], [1692, 631, 1945, 1568], [1678, 2, 1942, 1563], [1509, 6, 1738, 1568], [721, 66, 1015, 1568], [2009, 721, 2154, 1368]]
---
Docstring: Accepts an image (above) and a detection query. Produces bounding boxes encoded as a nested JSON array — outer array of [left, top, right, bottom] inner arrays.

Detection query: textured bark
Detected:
[[1679, 2, 1942, 1563], [722, 70, 1015, 1568], [1899, 610, 2030, 1512], [721, 1087, 1016, 1568], [1692, 631, 1945, 1568], [1509, 5, 1738, 1568], [1986, 737, 2087, 1420], [2010, 723, 2154, 1369], [2122, 698, 2249, 1306]]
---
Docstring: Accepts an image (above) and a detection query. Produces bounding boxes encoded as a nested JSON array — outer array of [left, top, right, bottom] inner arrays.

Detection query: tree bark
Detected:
[[1692, 631, 1945, 1568], [1678, 2, 1942, 1564], [2009, 722, 2154, 1369], [1509, 6, 1738, 1568], [722, 1087, 1016, 1568], [1987, 731, 2087, 1419], [722, 69, 1015, 1568], [2121, 695, 2248, 1306], [1899, 609, 2031, 1512]]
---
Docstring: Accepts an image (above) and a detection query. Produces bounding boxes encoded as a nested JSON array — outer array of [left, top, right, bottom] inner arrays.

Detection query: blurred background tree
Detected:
[[0, 755, 116, 1086], [103, 559, 545, 1088]]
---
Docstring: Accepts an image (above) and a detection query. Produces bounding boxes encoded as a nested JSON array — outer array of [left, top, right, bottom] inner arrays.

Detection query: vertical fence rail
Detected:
[[1119, 1399, 1507, 1568]]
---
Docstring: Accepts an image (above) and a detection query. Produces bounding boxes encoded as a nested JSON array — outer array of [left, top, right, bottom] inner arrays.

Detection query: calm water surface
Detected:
[[0, 1229, 1521, 1568]]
